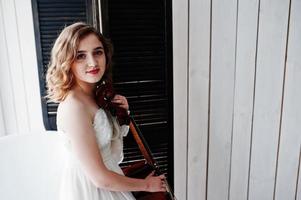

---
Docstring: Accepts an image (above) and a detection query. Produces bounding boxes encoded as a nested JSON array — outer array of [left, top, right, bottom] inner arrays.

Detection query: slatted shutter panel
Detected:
[[32, 0, 92, 129], [101, 0, 174, 184]]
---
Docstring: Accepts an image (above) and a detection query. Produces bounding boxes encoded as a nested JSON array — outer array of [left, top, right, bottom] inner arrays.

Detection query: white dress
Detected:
[[57, 108, 136, 200]]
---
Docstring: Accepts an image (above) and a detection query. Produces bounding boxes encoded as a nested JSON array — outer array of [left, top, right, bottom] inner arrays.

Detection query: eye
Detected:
[[94, 50, 104, 56], [76, 53, 86, 60]]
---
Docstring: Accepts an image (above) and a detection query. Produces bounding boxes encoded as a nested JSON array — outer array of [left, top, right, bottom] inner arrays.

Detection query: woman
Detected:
[[46, 22, 166, 200]]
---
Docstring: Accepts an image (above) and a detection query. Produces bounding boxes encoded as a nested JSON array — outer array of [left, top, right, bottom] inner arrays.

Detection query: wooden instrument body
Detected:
[[122, 160, 170, 200], [121, 119, 176, 200]]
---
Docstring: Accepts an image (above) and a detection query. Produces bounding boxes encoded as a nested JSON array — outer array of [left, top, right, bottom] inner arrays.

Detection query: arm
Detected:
[[60, 99, 165, 192]]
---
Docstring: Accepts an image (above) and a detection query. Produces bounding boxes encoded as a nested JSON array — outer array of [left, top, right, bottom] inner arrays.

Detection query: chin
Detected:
[[86, 74, 103, 83], [88, 77, 102, 84]]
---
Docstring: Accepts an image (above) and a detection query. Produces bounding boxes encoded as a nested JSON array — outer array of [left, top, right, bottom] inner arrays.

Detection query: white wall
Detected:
[[0, 0, 45, 136], [0, 132, 65, 200], [173, 0, 301, 199], [172, 0, 188, 199]]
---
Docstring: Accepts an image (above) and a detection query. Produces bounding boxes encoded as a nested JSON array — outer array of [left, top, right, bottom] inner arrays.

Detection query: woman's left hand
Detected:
[[111, 94, 129, 111]]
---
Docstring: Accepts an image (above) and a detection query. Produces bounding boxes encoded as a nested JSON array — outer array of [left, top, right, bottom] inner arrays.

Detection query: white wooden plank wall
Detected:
[[173, 0, 189, 199], [274, 0, 301, 199], [0, 93, 6, 135], [207, 0, 237, 199], [0, 0, 20, 136], [0, 0, 44, 136], [14, 0, 45, 134], [1, 0, 31, 134], [248, 0, 290, 199], [188, 0, 210, 199], [229, 0, 259, 199], [173, 0, 301, 199], [297, 149, 301, 199]]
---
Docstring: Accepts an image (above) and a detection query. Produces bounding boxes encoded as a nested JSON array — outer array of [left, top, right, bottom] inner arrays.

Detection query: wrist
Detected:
[[143, 179, 150, 192]]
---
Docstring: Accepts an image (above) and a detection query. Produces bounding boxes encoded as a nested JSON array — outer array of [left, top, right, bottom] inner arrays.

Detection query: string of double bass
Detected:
[[129, 116, 177, 200]]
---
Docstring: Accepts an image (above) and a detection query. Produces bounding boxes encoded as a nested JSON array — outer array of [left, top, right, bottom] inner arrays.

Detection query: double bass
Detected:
[[95, 80, 177, 200]]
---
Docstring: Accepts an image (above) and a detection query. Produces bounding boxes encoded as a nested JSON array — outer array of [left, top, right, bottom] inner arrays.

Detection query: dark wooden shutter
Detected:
[[101, 0, 174, 185], [32, 0, 93, 130]]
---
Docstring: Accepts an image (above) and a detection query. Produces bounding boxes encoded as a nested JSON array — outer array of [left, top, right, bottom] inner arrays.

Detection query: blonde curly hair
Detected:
[[45, 22, 113, 102]]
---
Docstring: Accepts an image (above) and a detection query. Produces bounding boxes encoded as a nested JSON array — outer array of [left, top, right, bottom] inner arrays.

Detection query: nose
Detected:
[[87, 54, 97, 67]]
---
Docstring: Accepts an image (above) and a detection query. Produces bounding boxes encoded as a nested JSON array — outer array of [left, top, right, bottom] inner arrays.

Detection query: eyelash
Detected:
[[76, 54, 86, 60], [95, 50, 103, 56], [76, 51, 104, 60]]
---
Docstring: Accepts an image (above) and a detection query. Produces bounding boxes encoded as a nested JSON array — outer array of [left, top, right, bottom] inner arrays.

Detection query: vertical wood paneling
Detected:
[[248, 0, 290, 199], [188, 0, 210, 199], [274, 0, 301, 199], [173, 0, 188, 199], [297, 149, 301, 200], [0, 1, 3, 136], [0, 94, 6, 136], [208, 0, 237, 199], [0, 0, 44, 136], [14, 0, 45, 133], [229, 0, 259, 199], [0, 0, 18, 135], [1, 0, 30, 133], [0, 0, 7, 136]]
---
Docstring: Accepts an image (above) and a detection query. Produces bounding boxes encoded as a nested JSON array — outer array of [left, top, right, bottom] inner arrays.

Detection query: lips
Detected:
[[86, 68, 100, 75]]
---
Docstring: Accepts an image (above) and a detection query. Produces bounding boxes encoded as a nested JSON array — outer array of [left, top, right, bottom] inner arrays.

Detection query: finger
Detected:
[[115, 96, 128, 104], [111, 99, 122, 104], [112, 96, 123, 101], [112, 98, 121, 102], [112, 100, 128, 108], [115, 94, 123, 98], [161, 187, 167, 192], [161, 182, 167, 191], [159, 174, 166, 179], [112, 98, 127, 104], [113, 94, 124, 100]]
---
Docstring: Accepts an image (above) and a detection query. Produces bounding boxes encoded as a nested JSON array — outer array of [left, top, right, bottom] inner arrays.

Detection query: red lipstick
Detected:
[[87, 68, 100, 75]]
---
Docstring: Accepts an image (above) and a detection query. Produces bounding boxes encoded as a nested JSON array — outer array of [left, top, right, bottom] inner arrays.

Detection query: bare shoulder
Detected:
[[57, 91, 93, 132]]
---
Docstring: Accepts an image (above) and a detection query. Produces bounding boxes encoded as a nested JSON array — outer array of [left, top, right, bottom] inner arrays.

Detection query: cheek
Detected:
[[100, 56, 106, 66], [97, 56, 107, 72], [71, 64, 84, 79], [70, 65, 77, 77]]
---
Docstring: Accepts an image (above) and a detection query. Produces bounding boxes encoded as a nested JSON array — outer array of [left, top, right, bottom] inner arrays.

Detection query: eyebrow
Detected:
[[77, 46, 104, 53]]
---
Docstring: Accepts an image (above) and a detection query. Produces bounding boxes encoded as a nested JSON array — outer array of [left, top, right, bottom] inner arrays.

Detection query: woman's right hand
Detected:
[[144, 171, 167, 192]]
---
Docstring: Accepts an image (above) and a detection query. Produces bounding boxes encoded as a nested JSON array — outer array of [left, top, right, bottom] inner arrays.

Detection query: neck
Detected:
[[75, 82, 95, 98]]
